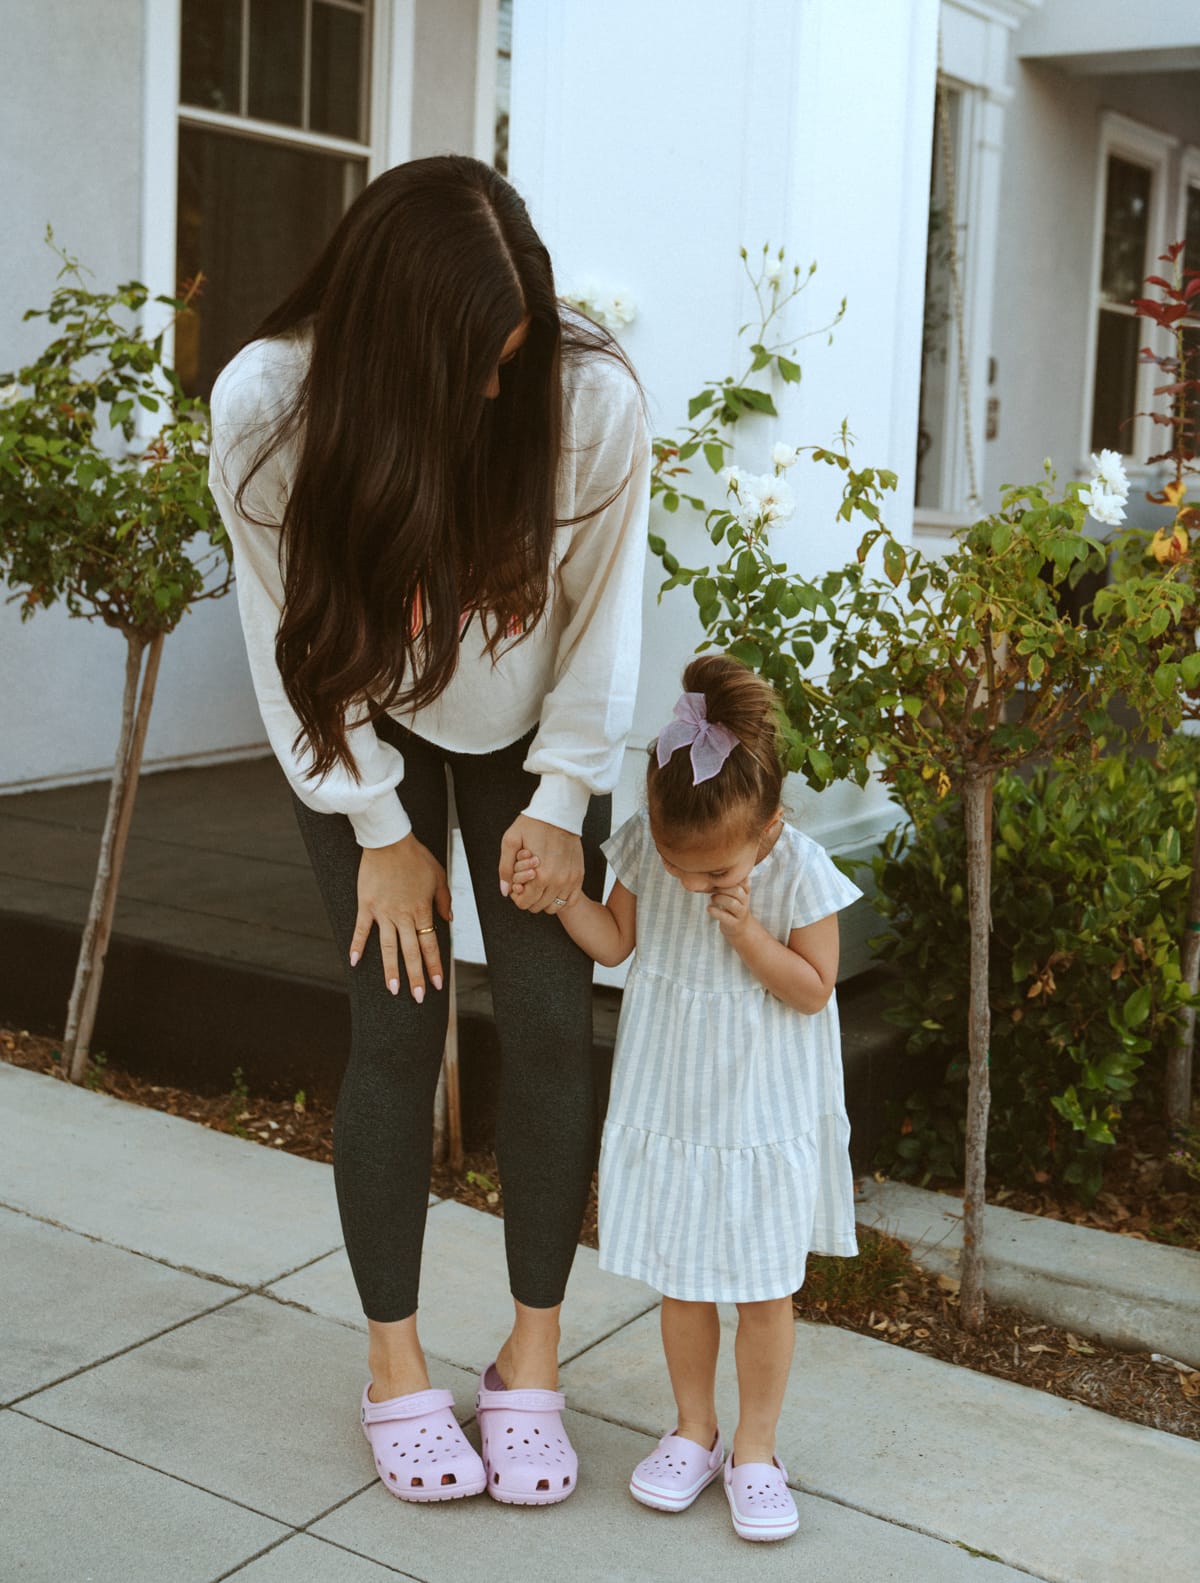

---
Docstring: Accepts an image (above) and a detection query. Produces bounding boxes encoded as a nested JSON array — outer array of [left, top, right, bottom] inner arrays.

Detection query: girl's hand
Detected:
[[707, 879, 753, 940], [510, 847, 541, 902], [351, 834, 453, 1000], [499, 816, 584, 913]]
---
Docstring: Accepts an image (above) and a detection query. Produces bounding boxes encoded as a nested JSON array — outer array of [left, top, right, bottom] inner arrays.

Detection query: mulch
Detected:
[[3, 1024, 1196, 1442]]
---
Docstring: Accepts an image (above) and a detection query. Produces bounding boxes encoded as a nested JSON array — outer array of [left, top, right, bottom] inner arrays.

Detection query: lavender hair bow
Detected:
[[655, 692, 739, 785]]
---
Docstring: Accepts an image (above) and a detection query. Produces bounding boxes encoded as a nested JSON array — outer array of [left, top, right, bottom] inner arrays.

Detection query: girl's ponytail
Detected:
[[648, 654, 785, 838]]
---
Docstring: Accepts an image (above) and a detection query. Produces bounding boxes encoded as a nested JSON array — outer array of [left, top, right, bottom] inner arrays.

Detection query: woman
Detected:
[[209, 155, 649, 1506]]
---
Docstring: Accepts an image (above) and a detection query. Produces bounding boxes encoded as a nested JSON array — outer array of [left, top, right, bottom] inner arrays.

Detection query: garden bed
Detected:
[[6, 1022, 1197, 1443]]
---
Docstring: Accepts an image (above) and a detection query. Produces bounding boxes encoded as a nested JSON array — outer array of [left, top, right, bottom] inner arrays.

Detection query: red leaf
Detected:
[[1154, 381, 1191, 397], [1144, 275, 1176, 291], [1185, 278, 1200, 301], [1160, 241, 1187, 263]]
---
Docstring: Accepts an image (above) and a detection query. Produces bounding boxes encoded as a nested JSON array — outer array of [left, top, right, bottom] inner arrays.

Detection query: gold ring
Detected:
[[416, 925, 436, 935]]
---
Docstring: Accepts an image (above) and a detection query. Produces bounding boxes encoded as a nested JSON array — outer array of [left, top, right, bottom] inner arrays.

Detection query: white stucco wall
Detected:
[[0, 0, 266, 791], [509, 0, 937, 852]]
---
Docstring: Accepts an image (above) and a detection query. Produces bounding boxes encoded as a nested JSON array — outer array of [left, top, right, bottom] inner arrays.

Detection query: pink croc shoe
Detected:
[[629, 1429, 724, 1512], [475, 1362, 578, 1505], [723, 1455, 800, 1542], [360, 1385, 486, 1502]]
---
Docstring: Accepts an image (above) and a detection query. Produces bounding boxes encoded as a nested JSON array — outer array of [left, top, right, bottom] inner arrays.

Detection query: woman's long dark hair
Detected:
[[235, 154, 634, 780]]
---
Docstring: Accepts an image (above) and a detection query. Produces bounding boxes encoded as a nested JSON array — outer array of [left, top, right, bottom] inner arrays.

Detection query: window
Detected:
[[1090, 156, 1152, 455], [915, 84, 963, 512], [176, 0, 371, 397], [494, 0, 512, 174], [1086, 116, 1174, 464]]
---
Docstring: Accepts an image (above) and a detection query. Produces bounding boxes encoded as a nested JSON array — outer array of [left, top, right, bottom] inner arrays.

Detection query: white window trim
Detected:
[[474, 0, 500, 165], [1082, 112, 1178, 470]]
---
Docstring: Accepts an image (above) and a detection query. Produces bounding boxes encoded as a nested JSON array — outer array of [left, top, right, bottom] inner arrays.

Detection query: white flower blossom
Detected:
[[1089, 449, 1129, 503], [771, 442, 800, 470], [563, 282, 636, 333], [764, 256, 783, 285], [753, 472, 795, 525], [0, 382, 20, 408], [1080, 450, 1130, 527]]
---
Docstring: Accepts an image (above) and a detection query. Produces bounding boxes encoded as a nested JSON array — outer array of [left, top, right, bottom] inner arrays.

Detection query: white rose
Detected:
[[1088, 449, 1129, 503], [754, 473, 795, 525], [772, 442, 800, 470], [764, 257, 783, 284], [1080, 483, 1126, 528], [0, 383, 20, 408], [720, 465, 745, 492]]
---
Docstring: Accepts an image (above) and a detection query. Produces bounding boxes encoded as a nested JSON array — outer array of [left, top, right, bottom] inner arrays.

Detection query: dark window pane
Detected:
[[310, 2, 364, 140], [1100, 156, 1151, 304], [1090, 309, 1140, 454], [180, 0, 242, 114], [915, 86, 961, 510], [248, 0, 304, 128], [176, 125, 366, 397], [1186, 185, 1200, 276]]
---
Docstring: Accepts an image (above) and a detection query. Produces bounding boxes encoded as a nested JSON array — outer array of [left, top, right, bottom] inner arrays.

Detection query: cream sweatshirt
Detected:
[[208, 329, 650, 848]]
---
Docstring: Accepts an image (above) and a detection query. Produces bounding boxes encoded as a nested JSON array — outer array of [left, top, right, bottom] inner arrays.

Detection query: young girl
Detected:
[[514, 654, 860, 1541]]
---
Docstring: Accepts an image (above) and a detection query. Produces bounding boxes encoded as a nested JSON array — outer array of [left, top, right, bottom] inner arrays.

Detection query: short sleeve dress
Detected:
[[597, 808, 862, 1303]]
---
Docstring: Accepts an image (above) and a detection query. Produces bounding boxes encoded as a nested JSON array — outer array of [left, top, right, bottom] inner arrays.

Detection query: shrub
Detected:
[[870, 742, 1199, 1202]]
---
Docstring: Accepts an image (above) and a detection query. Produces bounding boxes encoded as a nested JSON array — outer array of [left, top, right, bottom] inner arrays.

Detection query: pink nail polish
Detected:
[[412, 985, 425, 1005], [388, 977, 399, 995], [500, 880, 510, 898], [349, 950, 360, 967], [432, 974, 443, 991]]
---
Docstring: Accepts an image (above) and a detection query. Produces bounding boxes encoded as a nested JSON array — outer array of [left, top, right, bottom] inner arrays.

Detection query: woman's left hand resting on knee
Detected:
[[499, 817, 584, 913]]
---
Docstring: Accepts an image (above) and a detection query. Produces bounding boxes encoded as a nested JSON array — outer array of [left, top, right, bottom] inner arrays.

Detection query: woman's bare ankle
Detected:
[[367, 1316, 429, 1401]]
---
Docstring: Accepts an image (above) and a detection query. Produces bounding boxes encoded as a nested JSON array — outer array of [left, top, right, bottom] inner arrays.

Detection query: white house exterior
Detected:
[[2, 0, 1198, 968]]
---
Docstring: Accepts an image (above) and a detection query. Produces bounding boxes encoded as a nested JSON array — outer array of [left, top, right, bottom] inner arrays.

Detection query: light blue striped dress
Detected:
[[598, 809, 861, 1302]]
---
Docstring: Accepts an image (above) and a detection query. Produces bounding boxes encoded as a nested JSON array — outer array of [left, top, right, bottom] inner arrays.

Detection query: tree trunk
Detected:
[[1166, 786, 1200, 1177], [959, 767, 994, 1331], [65, 631, 165, 1082]]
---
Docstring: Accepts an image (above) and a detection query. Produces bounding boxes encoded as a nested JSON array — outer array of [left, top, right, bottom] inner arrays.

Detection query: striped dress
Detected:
[[598, 809, 861, 1302]]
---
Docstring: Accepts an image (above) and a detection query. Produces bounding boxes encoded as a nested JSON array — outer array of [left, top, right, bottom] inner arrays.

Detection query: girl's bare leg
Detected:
[[732, 1297, 795, 1464], [660, 1296, 721, 1447]]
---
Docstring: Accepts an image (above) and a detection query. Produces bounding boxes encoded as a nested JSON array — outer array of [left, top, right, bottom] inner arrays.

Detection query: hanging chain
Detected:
[[937, 34, 981, 512]]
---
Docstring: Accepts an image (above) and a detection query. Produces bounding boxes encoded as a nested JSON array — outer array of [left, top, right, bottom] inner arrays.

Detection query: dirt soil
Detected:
[[4, 1024, 1197, 1442]]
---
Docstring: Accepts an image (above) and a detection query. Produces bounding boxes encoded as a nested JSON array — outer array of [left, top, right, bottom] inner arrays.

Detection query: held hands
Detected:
[[351, 833, 453, 1001], [499, 815, 584, 914], [707, 879, 754, 941]]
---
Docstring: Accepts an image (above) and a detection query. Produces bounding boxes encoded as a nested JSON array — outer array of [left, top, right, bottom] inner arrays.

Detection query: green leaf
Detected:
[[733, 387, 778, 416], [776, 355, 801, 383], [735, 551, 757, 594], [687, 390, 714, 419], [729, 639, 763, 667], [1122, 985, 1152, 1029], [882, 538, 906, 588], [703, 442, 726, 474], [693, 577, 717, 609]]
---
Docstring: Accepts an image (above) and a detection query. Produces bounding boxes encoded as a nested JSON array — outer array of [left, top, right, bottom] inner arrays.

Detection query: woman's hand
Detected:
[[351, 833, 453, 1000], [499, 816, 584, 914]]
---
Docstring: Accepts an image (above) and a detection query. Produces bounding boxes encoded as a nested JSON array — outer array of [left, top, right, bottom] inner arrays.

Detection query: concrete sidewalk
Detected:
[[2, 1062, 1197, 1583]]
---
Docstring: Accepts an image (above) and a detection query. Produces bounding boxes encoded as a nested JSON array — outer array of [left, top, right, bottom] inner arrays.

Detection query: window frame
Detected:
[[1082, 112, 1177, 469], [140, 0, 415, 389]]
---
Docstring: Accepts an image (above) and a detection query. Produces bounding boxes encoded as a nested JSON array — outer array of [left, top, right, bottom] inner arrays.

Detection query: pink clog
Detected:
[[360, 1384, 487, 1502], [723, 1455, 800, 1541], [475, 1362, 578, 1505], [629, 1429, 725, 1511]]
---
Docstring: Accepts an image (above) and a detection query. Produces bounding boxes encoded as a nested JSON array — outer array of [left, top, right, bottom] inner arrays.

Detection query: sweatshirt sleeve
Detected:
[[208, 344, 412, 848], [522, 355, 651, 834]]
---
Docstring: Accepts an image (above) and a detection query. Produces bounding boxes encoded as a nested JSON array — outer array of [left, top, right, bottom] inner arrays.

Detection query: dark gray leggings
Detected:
[[292, 720, 610, 1323]]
